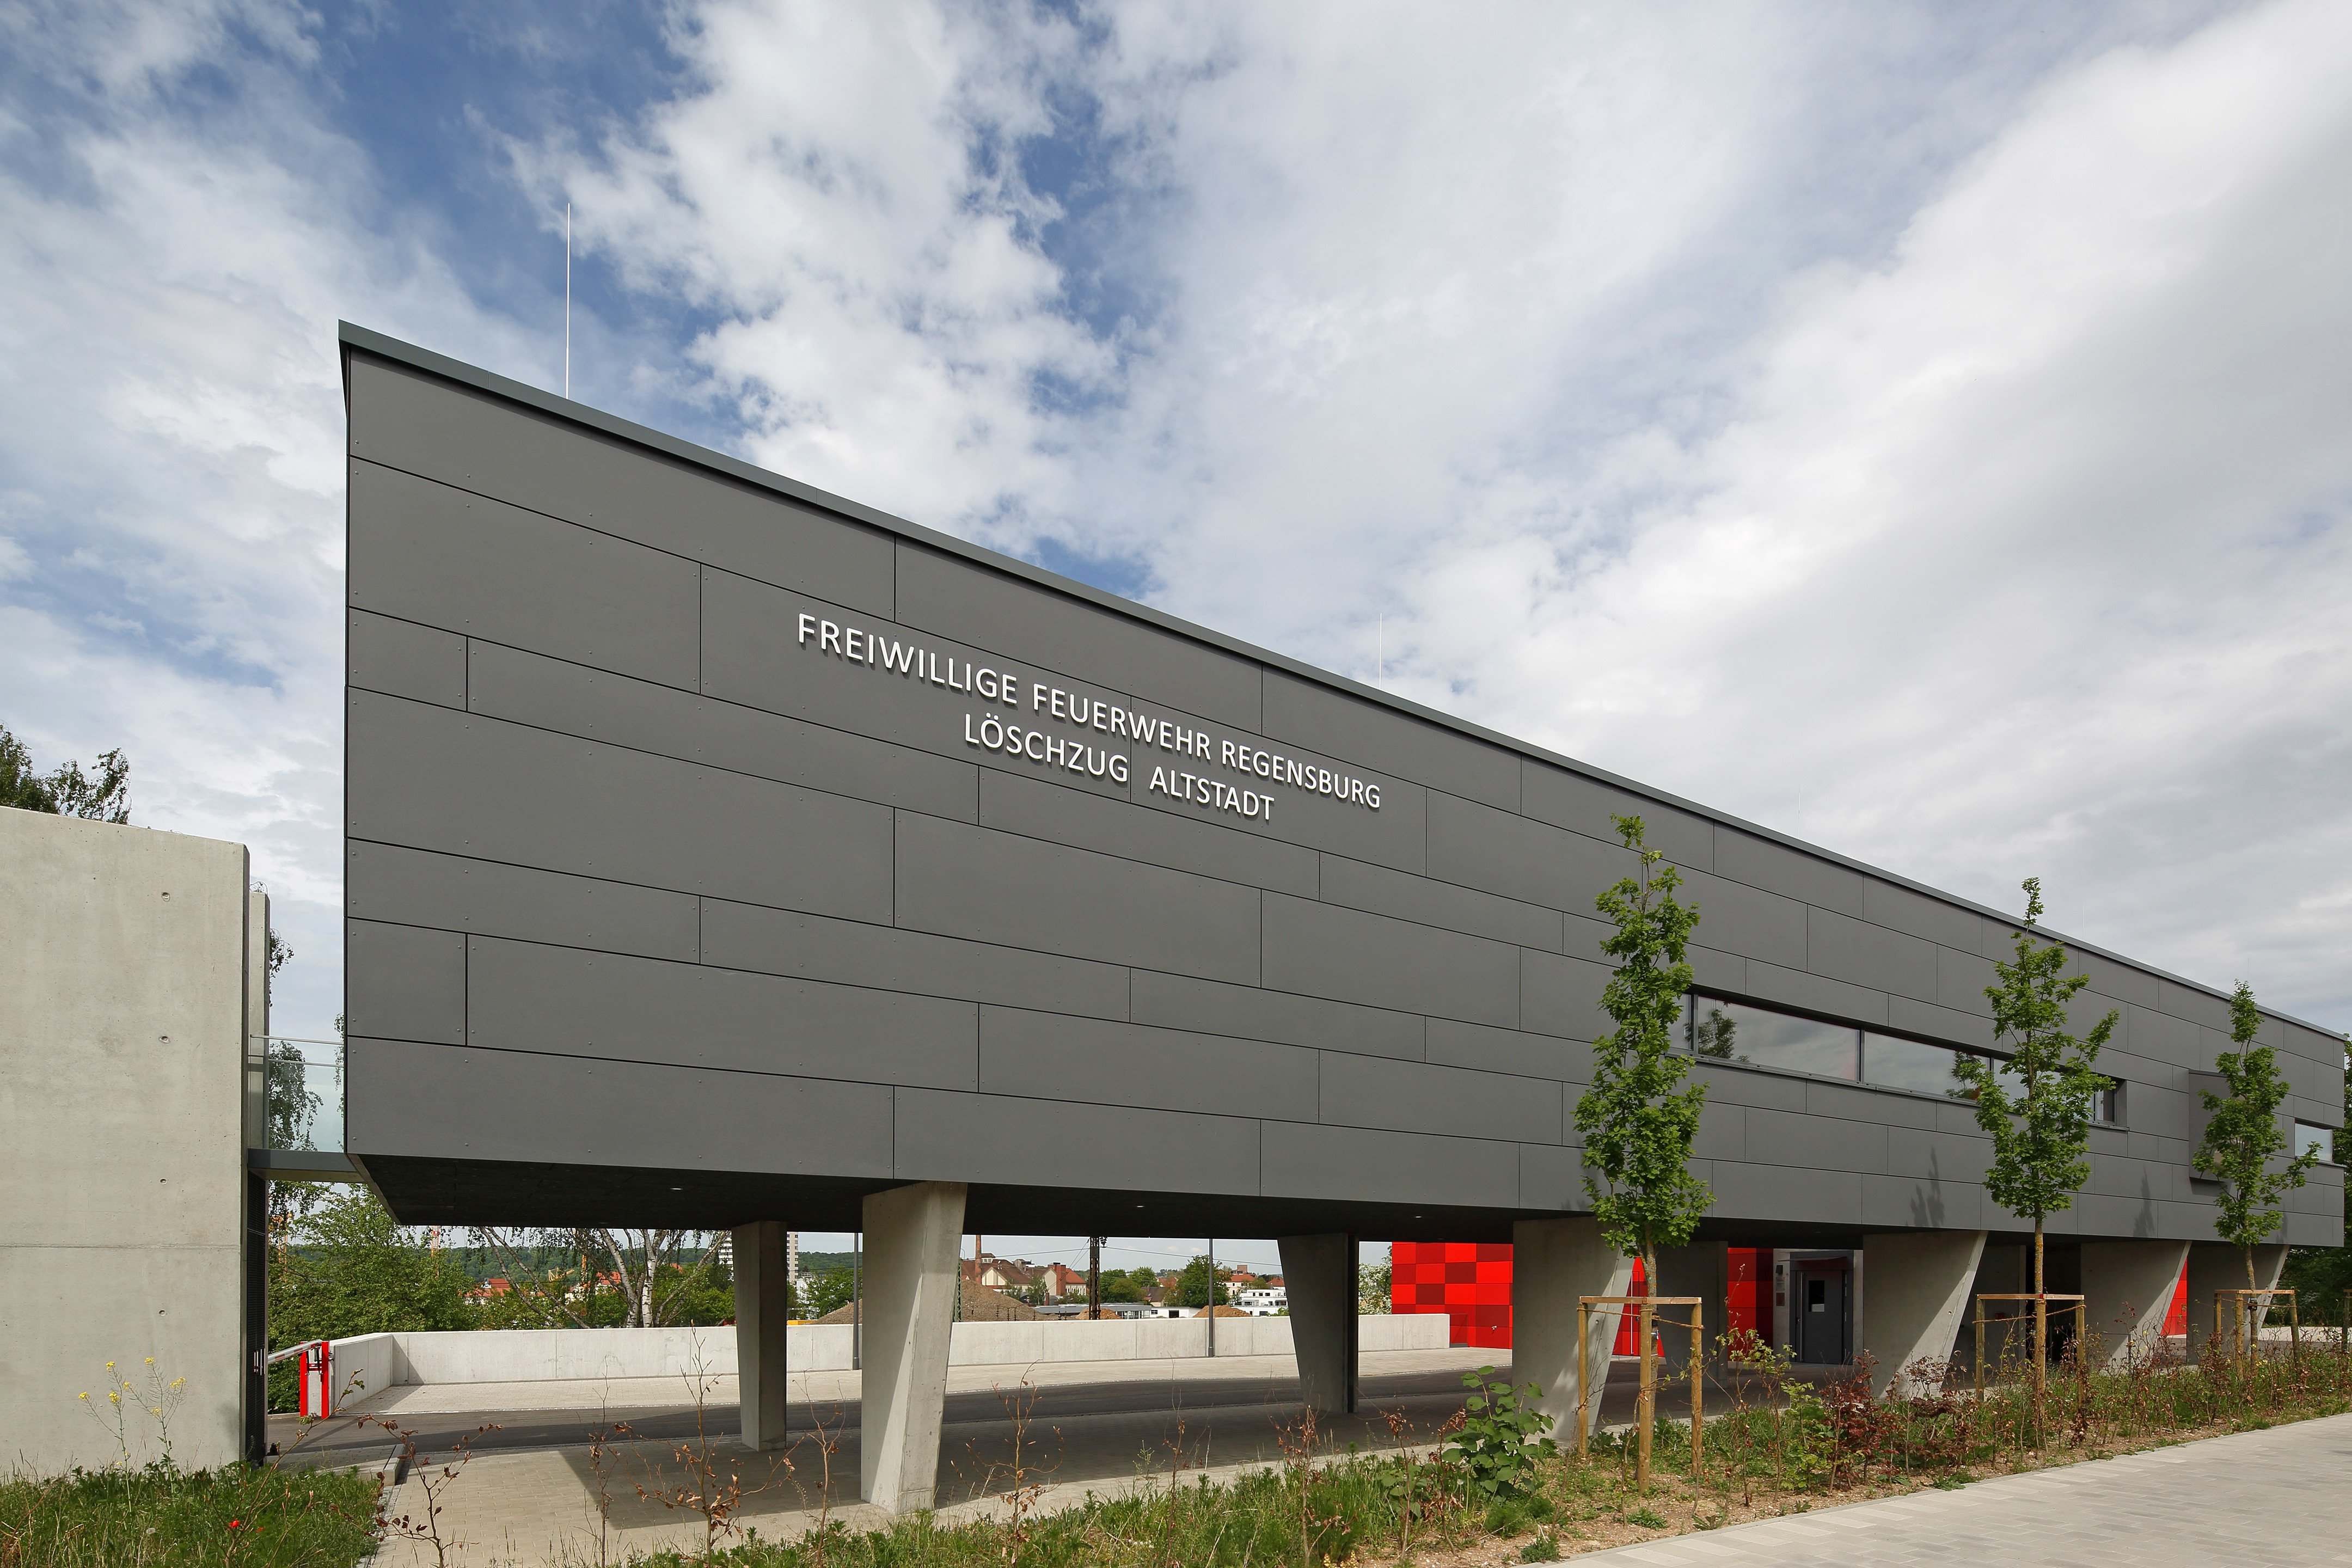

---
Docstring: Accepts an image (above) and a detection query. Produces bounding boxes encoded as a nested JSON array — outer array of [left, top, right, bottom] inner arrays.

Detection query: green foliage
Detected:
[[2195, 982, 2322, 1287], [0, 1462, 379, 1567], [1951, 879, 2118, 1250], [1358, 1260, 1392, 1314], [1173, 1255, 1232, 1307], [0, 723, 132, 822], [268, 1185, 474, 1407], [1444, 1368, 1556, 1501], [804, 1264, 857, 1319], [1574, 816, 1710, 1268], [1097, 1266, 1157, 1303]]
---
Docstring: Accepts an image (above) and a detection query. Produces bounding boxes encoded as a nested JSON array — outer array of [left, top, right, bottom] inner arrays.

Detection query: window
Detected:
[[1683, 995, 2126, 1125], [1686, 997, 1858, 1080], [2298, 1122, 2339, 1166]]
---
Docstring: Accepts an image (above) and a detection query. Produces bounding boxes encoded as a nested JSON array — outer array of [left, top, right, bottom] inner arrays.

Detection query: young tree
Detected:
[[2195, 983, 2322, 1307], [1173, 1255, 1231, 1307], [1951, 878, 2117, 1408], [1574, 816, 1711, 1278], [1574, 816, 1708, 1491], [0, 723, 131, 820]]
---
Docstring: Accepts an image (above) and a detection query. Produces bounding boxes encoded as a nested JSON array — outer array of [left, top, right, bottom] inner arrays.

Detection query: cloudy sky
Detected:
[[4, 0, 2347, 1261]]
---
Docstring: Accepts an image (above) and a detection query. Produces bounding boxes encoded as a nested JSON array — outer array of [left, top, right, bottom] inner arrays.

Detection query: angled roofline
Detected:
[[335, 321, 2344, 1042]]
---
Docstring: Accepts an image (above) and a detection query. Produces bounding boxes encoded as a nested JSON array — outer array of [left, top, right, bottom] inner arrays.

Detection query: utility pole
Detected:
[[1088, 1235, 1102, 1321], [1207, 1237, 1216, 1357]]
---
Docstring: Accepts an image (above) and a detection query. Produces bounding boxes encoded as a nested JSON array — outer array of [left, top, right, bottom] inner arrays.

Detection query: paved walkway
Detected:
[[1574, 1413, 2352, 1567]]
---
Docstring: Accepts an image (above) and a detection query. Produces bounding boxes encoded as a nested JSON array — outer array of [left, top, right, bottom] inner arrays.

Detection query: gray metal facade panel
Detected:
[[1806, 906, 1938, 1004], [1425, 1018, 1586, 1082], [894, 542, 1263, 732], [893, 811, 1262, 984], [347, 1038, 897, 1175], [344, 920, 464, 1044], [1127, 970, 1426, 1062], [977, 1006, 1320, 1122], [1520, 760, 1712, 871], [1424, 789, 1629, 912], [1261, 669, 1520, 811], [1715, 828, 1865, 917], [1316, 852, 1565, 952], [348, 609, 465, 708], [345, 355, 895, 615], [977, 769, 1318, 897], [1259, 1122, 1521, 1208], [699, 899, 1133, 1023], [1318, 1054, 1564, 1144], [350, 690, 896, 921], [891, 1088, 1264, 1193], [1518, 948, 1609, 1042], [350, 460, 700, 687], [466, 936, 979, 1089], [340, 334, 2338, 1249], [468, 639, 979, 822], [347, 842, 699, 963], [1260, 892, 1520, 1026]]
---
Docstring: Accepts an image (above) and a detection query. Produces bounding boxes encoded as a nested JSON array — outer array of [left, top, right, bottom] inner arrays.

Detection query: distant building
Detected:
[[1234, 1284, 1286, 1315]]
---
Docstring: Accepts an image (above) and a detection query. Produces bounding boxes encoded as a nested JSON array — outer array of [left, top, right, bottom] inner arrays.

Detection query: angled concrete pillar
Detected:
[[1655, 1240, 1726, 1373], [2081, 1240, 2190, 1370], [859, 1181, 965, 1513], [2185, 1241, 2290, 1361], [733, 1221, 791, 1450], [1512, 1217, 1633, 1442], [1278, 1233, 1359, 1415], [1858, 1230, 1985, 1396]]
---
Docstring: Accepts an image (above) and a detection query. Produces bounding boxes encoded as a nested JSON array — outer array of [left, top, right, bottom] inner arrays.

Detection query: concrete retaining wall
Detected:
[[327, 1313, 1449, 1393]]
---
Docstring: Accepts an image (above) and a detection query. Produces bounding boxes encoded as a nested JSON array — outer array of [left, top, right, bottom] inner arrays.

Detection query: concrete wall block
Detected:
[[1744, 1107, 1891, 1173], [350, 691, 896, 921], [467, 936, 979, 1089], [1511, 1216, 1632, 1440], [345, 1039, 898, 1174], [1260, 1122, 1521, 1209], [1319, 852, 1565, 952], [896, 813, 1260, 984], [1520, 763, 1712, 872], [1858, 1230, 1984, 1395], [351, 460, 702, 687], [1805, 1079, 1940, 1131], [1687, 944, 1748, 994], [345, 355, 895, 614], [345, 919, 465, 1045], [2157, 978, 2233, 1032], [897, 542, 1264, 731], [1319, 1053, 1564, 1144], [349, 609, 467, 708], [1806, 907, 1938, 1003], [1886, 995, 1995, 1052], [470, 639, 979, 822], [1261, 892, 1518, 1026], [1129, 970, 1424, 1061], [978, 1006, 1320, 1121], [1261, 669, 1517, 810], [348, 842, 700, 964], [1859, 1174, 1986, 1232], [1702, 1160, 1863, 1223], [703, 899, 1132, 1024], [1934, 945, 1999, 1016], [979, 769, 1317, 896]]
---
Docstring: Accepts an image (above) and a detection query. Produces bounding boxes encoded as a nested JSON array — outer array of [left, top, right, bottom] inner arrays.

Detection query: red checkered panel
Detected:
[[1391, 1242, 1515, 1347]]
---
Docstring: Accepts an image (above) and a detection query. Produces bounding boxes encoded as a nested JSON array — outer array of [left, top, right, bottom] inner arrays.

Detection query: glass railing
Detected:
[[248, 1037, 346, 1153]]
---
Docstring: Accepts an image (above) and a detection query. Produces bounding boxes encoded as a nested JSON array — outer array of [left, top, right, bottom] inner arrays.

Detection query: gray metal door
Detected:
[[1796, 1258, 1852, 1364]]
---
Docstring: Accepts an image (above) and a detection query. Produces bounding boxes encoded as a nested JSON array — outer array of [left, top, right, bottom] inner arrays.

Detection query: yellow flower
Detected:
[[79, 1392, 89, 1401], [144, 1357, 154, 1365]]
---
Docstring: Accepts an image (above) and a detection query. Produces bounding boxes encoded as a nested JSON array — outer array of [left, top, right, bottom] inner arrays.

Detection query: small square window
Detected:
[[2296, 1122, 2339, 1165]]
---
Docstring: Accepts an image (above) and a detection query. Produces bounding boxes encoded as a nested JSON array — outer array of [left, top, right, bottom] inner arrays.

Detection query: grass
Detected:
[[0, 1462, 380, 1567]]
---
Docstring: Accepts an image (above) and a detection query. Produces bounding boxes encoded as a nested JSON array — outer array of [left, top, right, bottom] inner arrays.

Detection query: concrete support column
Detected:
[[1858, 1230, 1986, 1397], [858, 1181, 966, 1513], [2185, 1241, 2291, 1361], [1278, 1233, 1359, 1416], [2080, 1240, 2191, 1369], [1512, 1217, 1633, 1442], [733, 1221, 792, 1451], [1655, 1240, 1726, 1373]]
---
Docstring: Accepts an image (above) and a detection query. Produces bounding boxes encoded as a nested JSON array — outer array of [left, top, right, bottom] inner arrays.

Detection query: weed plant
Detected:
[[0, 1463, 379, 1567]]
